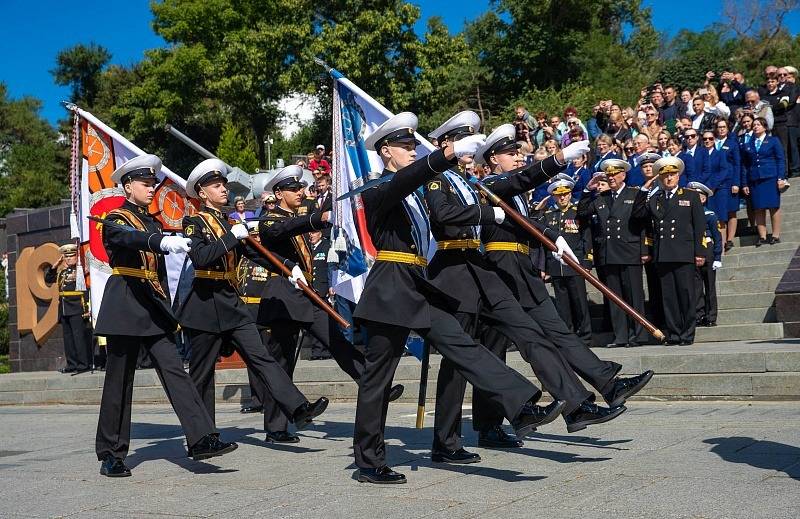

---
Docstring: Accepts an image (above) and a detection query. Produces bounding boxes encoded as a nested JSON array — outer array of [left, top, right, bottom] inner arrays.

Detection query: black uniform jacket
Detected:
[[424, 169, 503, 314], [353, 149, 459, 329], [45, 266, 87, 318], [258, 204, 330, 324], [539, 204, 592, 277], [576, 185, 649, 266], [94, 201, 174, 337], [178, 206, 274, 333], [480, 156, 565, 307], [633, 187, 705, 263], [237, 257, 270, 321]]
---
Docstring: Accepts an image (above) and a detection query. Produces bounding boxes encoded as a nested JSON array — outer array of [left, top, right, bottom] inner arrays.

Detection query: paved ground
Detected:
[[0, 402, 798, 518]]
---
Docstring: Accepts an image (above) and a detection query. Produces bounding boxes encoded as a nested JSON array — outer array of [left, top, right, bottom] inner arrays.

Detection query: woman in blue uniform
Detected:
[[742, 117, 788, 245]]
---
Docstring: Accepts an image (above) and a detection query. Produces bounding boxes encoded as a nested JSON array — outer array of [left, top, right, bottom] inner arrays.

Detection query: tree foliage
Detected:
[[216, 120, 259, 173], [51, 43, 111, 107]]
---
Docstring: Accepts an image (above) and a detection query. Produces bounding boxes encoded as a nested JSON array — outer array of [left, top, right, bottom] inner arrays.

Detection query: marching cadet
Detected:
[[45, 244, 92, 374], [256, 165, 402, 444], [178, 158, 329, 441], [686, 182, 723, 327], [475, 125, 651, 441], [237, 224, 268, 415], [307, 229, 332, 359], [637, 152, 666, 330], [424, 112, 621, 464], [577, 158, 650, 347], [353, 112, 565, 485], [94, 155, 236, 478], [538, 178, 593, 344], [633, 157, 706, 345]]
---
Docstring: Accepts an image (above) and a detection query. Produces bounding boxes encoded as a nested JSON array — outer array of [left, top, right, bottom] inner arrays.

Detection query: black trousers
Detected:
[[604, 264, 646, 344], [259, 306, 365, 432], [188, 324, 307, 429], [644, 262, 665, 330], [433, 294, 595, 451], [95, 334, 215, 460], [61, 314, 92, 371], [657, 262, 697, 343], [469, 296, 621, 441], [551, 276, 592, 343], [695, 263, 718, 324], [354, 304, 539, 469]]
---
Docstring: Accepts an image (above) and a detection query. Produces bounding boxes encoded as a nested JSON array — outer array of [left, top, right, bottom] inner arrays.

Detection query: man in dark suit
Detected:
[[577, 159, 649, 347], [634, 157, 706, 345]]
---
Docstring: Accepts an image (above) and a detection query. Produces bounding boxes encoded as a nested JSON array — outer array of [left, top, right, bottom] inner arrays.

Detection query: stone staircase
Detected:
[[580, 189, 800, 344]]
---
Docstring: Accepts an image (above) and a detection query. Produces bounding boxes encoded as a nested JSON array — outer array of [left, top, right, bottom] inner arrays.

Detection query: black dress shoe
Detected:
[[188, 434, 238, 461], [265, 430, 300, 443], [388, 384, 404, 402], [603, 370, 655, 408], [665, 339, 682, 346], [292, 397, 329, 430], [565, 402, 627, 433], [512, 399, 566, 438], [605, 342, 627, 348], [240, 405, 263, 414], [724, 240, 734, 252], [680, 340, 694, 346], [478, 425, 524, 448], [71, 368, 92, 376], [706, 321, 717, 327], [755, 237, 766, 247], [59, 367, 76, 374], [100, 455, 131, 477], [431, 447, 481, 464], [769, 236, 781, 245], [358, 465, 406, 484]]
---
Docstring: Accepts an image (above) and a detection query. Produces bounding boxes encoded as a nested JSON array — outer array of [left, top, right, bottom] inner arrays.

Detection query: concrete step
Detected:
[[717, 276, 781, 295], [716, 306, 776, 324], [695, 322, 783, 342], [715, 262, 791, 282], [733, 231, 800, 247], [717, 291, 776, 310], [721, 247, 796, 265]]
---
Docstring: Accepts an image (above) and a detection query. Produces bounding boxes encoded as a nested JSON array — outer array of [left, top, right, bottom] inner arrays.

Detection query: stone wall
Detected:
[[4, 203, 72, 372]]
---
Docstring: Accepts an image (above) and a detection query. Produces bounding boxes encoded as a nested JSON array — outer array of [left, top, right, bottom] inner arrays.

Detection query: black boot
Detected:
[[478, 425, 524, 449], [602, 370, 654, 407], [100, 455, 131, 478], [565, 401, 627, 433], [187, 434, 238, 461], [292, 397, 329, 430], [512, 399, 566, 438]]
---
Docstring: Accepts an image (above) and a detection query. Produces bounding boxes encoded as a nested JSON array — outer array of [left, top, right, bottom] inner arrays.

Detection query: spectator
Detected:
[[530, 111, 550, 147], [592, 134, 619, 171], [691, 96, 717, 132], [742, 117, 788, 246], [549, 115, 564, 140], [656, 130, 672, 156], [306, 229, 333, 360], [561, 119, 585, 147], [641, 104, 664, 144], [627, 134, 654, 186], [606, 109, 633, 142], [783, 66, 800, 177], [698, 130, 732, 230], [661, 85, 685, 123], [228, 196, 255, 223], [714, 119, 742, 251], [566, 151, 592, 196], [719, 71, 749, 111], [514, 105, 536, 150], [745, 89, 774, 130], [309, 145, 331, 174], [544, 138, 561, 156], [255, 191, 277, 217], [529, 147, 553, 207]]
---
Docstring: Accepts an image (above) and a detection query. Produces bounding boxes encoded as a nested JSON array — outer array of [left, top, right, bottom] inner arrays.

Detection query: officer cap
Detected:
[[599, 158, 631, 175], [686, 181, 713, 197], [110, 154, 161, 185], [638, 152, 662, 165], [552, 172, 574, 182], [548, 179, 575, 195], [58, 244, 78, 256], [653, 156, 685, 176], [186, 158, 229, 199], [365, 112, 421, 151], [246, 221, 260, 233], [591, 171, 608, 181], [263, 192, 276, 203], [265, 165, 308, 193], [428, 111, 481, 141], [474, 124, 520, 165]]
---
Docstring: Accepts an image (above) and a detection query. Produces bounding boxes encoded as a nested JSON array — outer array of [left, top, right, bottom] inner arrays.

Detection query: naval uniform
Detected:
[[94, 201, 216, 460], [577, 185, 649, 345], [696, 209, 722, 325], [178, 206, 307, 428], [352, 149, 540, 470], [237, 256, 271, 409], [538, 203, 593, 343], [476, 159, 621, 430], [257, 204, 364, 433], [44, 264, 92, 371], [633, 187, 706, 343], [424, 161, 592, 452]]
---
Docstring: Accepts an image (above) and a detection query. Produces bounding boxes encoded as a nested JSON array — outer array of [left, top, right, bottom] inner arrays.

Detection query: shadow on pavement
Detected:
[[704, 437, 800, 479], [125, 438, 238, 474]]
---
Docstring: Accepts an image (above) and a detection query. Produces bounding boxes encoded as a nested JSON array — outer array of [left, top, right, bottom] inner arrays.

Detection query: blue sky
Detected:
[[1, 0, 798, 125]]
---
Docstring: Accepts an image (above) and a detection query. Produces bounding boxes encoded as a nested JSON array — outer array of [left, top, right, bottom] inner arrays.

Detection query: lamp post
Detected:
[[264, 136, 274, 170]]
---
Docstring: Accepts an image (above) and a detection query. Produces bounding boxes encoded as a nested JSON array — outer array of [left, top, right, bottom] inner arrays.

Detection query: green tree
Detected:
[[51, 43, 112, 106], [656, 28, 737, 90], [216, 120, 259, 172]]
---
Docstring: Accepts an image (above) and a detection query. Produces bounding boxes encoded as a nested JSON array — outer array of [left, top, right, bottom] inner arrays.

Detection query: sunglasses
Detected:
[[624, 147, 635, 151], [702, 137, 715, 141], [685, 134, 698, 138]]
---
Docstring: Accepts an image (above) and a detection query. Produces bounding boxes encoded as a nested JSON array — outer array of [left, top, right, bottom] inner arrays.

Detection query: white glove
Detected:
[[712, 260, 722, 271], [492, 207, 505, 224], [289, 265, 307, 291], [160, 236, 192, 254], [561, 140, 591, 162], [552, 235, 579, 266], [453, 134, 486, 158], [230, 223, 249, 239]]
